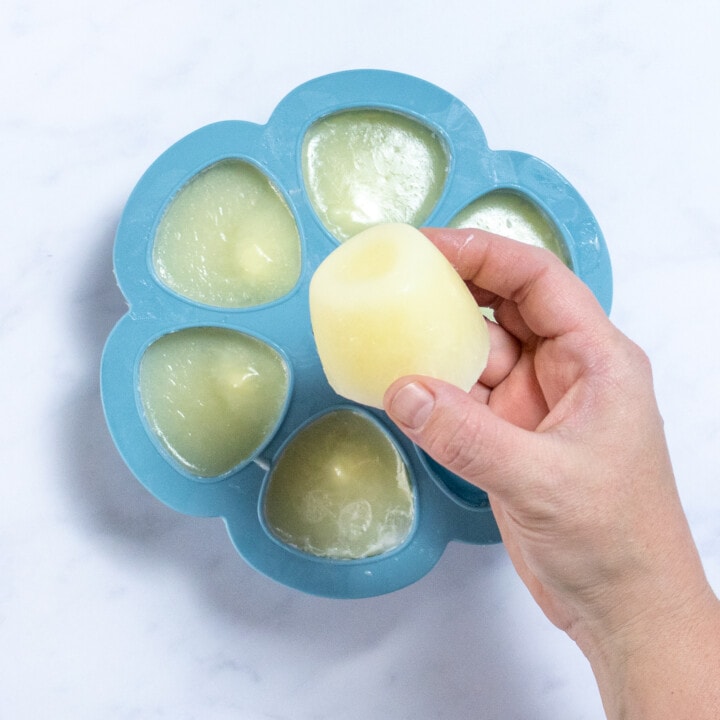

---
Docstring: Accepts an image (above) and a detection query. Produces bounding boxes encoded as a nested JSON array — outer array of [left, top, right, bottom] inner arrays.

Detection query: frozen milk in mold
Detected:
[[153, 159, 302, 308], [138, 327, 290, 478], [302, 108, 448, 241], [450, 189, 570, 266], [100, 69, 612, 598], [262, 409, 415, 559]]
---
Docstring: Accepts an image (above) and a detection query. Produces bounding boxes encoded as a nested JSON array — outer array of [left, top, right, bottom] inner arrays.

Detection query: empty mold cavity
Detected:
[[263, 409, 415, 559], [302, 109, 448, 242], [424, 455, 489, 508], [138, 327, 290, 478], [450, 190, 570, 265], [152, 159, 301, 308]]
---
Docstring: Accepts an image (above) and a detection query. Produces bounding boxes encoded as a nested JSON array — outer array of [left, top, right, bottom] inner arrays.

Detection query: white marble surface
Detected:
[[3, 1, 719, 717]]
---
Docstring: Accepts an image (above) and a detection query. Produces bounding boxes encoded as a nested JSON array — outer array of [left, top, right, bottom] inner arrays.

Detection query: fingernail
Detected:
[[389, 382, 435, 429]]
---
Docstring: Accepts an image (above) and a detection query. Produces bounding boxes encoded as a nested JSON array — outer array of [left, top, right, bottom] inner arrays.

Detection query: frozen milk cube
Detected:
[[309, 223, 490, 408]]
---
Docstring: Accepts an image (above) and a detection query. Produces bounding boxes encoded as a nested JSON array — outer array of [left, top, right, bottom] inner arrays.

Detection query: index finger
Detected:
[[421, 227, 608, 340]]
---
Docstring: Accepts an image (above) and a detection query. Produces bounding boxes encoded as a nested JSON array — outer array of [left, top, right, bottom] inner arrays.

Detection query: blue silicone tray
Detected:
[[101, 69, 612, 598]]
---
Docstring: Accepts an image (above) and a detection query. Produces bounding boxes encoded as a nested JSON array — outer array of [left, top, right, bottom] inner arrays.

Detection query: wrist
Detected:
[[581, 583, 720, 719]]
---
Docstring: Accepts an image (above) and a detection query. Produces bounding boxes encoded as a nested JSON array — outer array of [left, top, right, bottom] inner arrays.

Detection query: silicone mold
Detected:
[[101, 69, 612, 598]]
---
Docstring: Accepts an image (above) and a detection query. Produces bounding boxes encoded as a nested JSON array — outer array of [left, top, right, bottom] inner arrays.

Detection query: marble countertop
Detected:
[[3, 1, 719, 717]]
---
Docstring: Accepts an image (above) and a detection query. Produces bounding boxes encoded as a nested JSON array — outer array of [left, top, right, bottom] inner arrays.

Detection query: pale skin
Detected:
[[384, 228, 720, 720]]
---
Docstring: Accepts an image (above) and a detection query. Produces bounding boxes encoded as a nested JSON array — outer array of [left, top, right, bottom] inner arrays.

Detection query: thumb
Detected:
[[384, 377, 543, 499]]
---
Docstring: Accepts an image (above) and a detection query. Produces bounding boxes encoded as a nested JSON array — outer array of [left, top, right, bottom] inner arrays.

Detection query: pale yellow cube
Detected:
[[309, 223, 490, 408]]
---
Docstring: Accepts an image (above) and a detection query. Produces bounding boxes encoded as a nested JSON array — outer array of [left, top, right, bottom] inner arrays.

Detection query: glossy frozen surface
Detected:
[[139, 327, 289, 477], [153, 159, 301, 307], [263, 409, 414, 559], [303, 109, 448, 241], [450, 190, 571, 265]]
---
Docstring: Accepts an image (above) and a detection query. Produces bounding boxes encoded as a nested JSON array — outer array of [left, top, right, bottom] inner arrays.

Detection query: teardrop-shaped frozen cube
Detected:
[[153, 159, 301, 308], [302, 109, 448, 241], [138, 327, 290, 477], [263, 409, 414, 559], [450, 189, 570, 265]]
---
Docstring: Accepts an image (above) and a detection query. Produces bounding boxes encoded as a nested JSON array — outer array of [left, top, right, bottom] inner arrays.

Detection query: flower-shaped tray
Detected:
[[101, 69, 612, 598]]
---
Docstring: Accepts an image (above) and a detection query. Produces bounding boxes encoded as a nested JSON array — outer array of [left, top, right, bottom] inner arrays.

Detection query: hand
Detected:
[[384, 228, 720, 719]]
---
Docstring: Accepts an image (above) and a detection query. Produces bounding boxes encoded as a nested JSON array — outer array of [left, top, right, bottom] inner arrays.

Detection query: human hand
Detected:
[[384, 228, 720, 719]]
